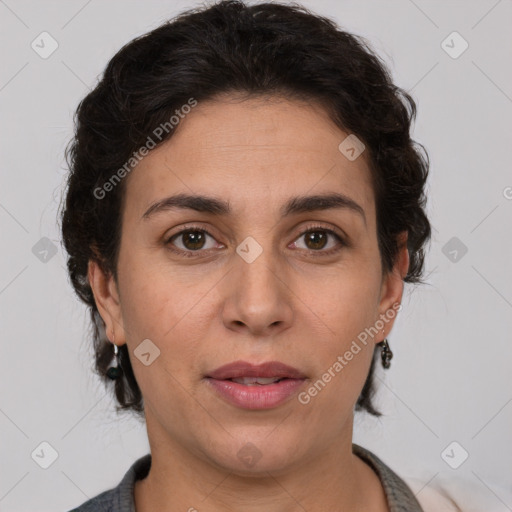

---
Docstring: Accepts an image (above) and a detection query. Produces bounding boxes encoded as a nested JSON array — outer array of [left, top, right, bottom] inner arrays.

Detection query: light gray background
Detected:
[[1, 0, 511, 510]]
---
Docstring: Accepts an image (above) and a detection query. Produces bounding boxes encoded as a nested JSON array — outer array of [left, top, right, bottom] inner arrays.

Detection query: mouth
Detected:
[[205, 360, 307, 381], [226, 376, 289, 385], [204, 360, 307, 409]]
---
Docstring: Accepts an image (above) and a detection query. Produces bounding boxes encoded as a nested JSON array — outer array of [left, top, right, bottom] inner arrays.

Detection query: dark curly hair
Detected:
[[60, 0, 431, 419]]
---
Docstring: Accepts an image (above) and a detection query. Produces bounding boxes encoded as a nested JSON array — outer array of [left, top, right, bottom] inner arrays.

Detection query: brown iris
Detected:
[[304, 231, 328, 250]]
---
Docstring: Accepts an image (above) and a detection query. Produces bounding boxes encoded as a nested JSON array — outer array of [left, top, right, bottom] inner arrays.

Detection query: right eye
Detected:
[[165, 227, 224, 257]]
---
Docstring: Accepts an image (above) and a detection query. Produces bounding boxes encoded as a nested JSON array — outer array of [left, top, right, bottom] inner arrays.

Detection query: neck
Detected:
[[134, 412, 389, 512]]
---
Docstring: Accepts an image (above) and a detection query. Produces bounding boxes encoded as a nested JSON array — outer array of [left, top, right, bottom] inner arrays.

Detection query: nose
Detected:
[[220, 239, 294, 338]]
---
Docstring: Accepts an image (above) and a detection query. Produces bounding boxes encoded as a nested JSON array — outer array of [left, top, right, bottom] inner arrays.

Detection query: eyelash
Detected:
[[164, 223, 347, 259]]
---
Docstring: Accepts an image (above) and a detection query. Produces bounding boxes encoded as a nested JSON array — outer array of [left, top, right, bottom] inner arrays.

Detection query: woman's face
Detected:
[[90, 94, 407, 474]]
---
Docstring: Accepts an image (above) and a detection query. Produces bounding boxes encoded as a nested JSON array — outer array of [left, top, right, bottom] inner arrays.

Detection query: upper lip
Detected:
[[206, 360, 306, 380]]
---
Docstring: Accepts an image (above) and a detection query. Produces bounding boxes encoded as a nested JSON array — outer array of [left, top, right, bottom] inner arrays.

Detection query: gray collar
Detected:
[[353, 443, 424, 511]]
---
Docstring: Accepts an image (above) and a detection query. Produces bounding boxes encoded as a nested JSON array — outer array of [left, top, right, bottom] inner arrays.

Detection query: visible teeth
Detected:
[[231, 377, 282, 385]]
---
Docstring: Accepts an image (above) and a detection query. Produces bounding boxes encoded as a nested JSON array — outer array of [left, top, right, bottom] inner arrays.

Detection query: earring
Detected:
[[106, 330, 123, 380], [377, 338, 393, 369]]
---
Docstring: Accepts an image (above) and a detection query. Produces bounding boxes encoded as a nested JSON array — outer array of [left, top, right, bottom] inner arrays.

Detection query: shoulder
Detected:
[[68, 488, 116, 512], [353, 444, 511, 512], [353, 443, 424, 511], [67, 453, 152, 512], [403, 475, 512, 512]]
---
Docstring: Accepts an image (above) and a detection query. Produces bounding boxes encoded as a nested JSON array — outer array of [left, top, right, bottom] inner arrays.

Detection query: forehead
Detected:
[[122, 95, 375, 222]]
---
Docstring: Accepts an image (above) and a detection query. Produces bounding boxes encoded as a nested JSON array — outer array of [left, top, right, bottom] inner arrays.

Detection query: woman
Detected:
[[62, 1, 436, 510]]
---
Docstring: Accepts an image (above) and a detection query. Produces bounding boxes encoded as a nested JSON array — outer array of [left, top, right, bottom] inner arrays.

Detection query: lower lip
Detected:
[[205, 378, 306, 410]]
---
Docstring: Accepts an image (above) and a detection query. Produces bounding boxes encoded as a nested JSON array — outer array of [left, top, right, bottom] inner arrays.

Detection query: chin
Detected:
[[204, 434, 302, 476]]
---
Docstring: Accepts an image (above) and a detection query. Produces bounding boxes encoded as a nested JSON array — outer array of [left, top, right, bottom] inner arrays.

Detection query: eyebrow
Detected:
[[141, 192, 366, 225]]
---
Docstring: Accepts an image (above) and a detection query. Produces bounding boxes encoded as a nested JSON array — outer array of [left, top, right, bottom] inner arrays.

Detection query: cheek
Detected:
[[295, 258, 382, 339], [117, 253, 214, 372], [117, 262, 210, 421], [301, 306, 376, 417], [117, 247, 188, 336], [293, 265, 380, 408]]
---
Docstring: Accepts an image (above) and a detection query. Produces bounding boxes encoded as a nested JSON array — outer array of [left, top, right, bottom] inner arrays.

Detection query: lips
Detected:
[[204, 360, 307, 410], [206, 360, 306, 380]]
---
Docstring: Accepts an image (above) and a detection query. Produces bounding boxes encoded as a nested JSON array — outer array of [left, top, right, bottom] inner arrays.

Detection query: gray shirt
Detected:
[[69, 443, 424, 511]]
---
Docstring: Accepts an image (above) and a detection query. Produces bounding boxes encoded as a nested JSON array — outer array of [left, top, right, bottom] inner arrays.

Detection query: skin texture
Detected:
[[88, 94, 409, 512]]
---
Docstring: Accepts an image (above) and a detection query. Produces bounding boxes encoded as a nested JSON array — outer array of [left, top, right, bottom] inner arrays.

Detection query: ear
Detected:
[[377, 231, 409, 340], [88, 259, 126, 345]]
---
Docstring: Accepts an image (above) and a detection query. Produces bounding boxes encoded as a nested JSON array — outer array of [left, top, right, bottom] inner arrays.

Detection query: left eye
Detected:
[[290, 228, 343, 252], [165, 226, 344, 256]]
